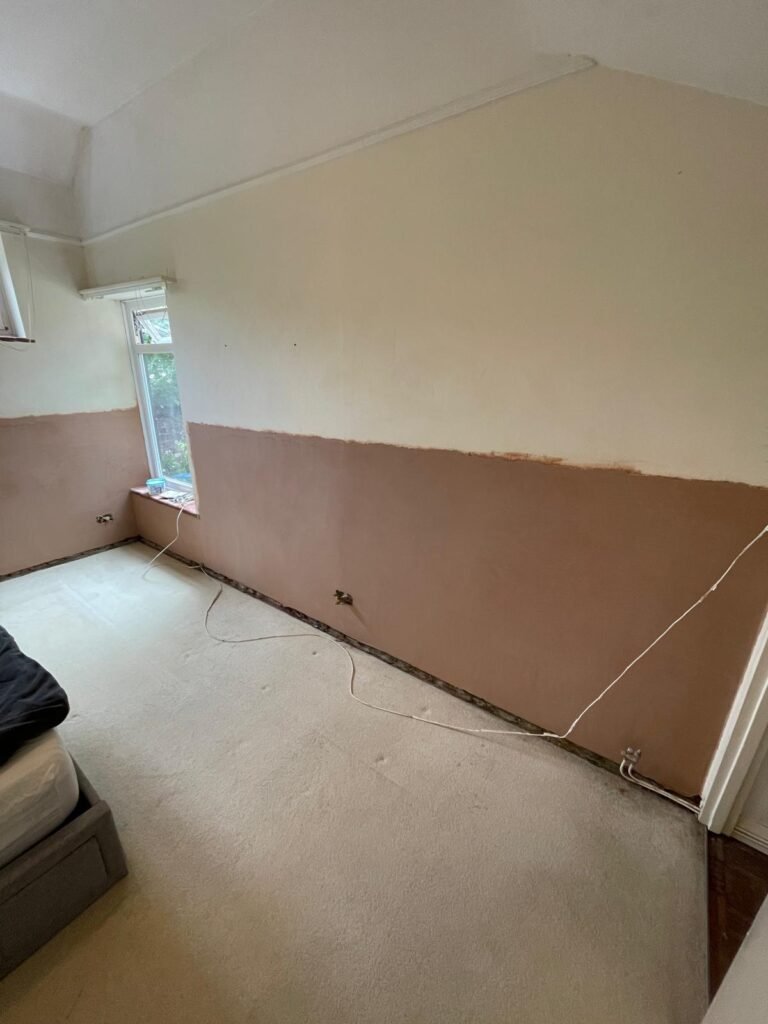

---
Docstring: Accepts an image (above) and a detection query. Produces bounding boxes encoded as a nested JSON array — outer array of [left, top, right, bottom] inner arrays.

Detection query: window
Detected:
[[122, 298, 192, 492], [0, 288, 13, 336], [0, 232, 26, 340]]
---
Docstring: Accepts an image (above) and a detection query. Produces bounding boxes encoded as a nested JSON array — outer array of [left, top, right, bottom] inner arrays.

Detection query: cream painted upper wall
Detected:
[[84, 68, 768, 487], [0, 235, 136, 417]]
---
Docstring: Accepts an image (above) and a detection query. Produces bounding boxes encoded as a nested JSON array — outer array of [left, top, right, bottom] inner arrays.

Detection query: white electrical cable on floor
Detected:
[[143, 509, 768, 741], [141, 493, 197, 579]]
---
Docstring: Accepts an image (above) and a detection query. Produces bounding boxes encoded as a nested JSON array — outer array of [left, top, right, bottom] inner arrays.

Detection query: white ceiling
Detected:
[[0, 0, 272, 125], [531, 0, 768, 108], [1, 0, 766, 235], [0, 0, 766, 132], [0, 93, 82, 184], [76, 0, 554, 237]]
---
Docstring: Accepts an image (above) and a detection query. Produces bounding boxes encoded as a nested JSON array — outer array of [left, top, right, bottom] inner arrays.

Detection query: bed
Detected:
[[0, 730, 79, 870], [0, 627, 127, 978]]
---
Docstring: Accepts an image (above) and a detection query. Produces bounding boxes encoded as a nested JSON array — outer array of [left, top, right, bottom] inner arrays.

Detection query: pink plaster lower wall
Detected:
[[131, 489, 206, 566], [0, 408, 148, 576], [132, 422, 768, 796]]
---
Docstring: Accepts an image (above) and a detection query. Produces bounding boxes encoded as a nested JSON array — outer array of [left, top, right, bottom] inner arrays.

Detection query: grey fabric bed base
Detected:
[[0, 761, 127, 979]]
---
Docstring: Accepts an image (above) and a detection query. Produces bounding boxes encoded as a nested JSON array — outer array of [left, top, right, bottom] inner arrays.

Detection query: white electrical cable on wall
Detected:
[[142, 493, 197, 578], [143, 504, 768, 741]]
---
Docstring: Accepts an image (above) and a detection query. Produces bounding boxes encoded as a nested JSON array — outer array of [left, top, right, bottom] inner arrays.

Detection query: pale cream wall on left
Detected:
[[0, 231, 147, 573], [0, 234, 136, 417]]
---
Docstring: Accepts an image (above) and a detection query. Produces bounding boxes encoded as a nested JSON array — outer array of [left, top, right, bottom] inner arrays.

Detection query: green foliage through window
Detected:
[[142, 352, 190, 478]]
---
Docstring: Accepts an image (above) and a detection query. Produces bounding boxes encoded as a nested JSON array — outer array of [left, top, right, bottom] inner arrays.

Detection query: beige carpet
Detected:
[[0, 544, 707, 1023]]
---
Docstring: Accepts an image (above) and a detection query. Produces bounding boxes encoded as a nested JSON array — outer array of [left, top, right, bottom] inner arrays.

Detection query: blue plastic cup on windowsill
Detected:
[[146, 477, 165, 497]]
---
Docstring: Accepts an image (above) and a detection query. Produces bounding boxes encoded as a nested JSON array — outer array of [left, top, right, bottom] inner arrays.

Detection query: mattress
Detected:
[[0, 730, 79, 870]]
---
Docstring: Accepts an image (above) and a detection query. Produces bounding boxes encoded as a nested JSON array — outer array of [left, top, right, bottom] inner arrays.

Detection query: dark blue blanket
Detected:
[[0, 626, 69, 766]]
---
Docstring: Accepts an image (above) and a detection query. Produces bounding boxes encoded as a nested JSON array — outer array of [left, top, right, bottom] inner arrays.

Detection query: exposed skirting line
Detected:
[[732, 821, 768, 856], [0, 537, 140, 582], [2, 529, 709, 808], [133, 534, 696, 794], [620, 749, 699, 814], [81, 55, 594, 246]]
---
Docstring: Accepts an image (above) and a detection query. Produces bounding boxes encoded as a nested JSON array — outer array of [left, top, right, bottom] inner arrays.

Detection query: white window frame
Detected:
[[0, 231, 27, 339], [121, 297, 193, 494]]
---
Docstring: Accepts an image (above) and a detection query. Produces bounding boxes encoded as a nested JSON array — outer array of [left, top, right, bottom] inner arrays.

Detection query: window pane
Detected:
[[141, 352, 191, 483], [134, 308, 172, 344], [0, 291, 11, 334]]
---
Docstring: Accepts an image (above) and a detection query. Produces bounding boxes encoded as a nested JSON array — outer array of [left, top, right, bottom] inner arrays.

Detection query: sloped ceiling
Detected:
[[0, 0, 274, 126], [531, 0, 768, 107], [76, 0, 573, 237], [1, 0, 765, 129], [0, 93, 82, 186], [0, 0, 766, 237]]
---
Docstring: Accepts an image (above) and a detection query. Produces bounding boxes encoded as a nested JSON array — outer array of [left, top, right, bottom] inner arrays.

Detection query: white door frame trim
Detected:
[[732, 820, 768, 856], [699, 609, 768, 833]]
